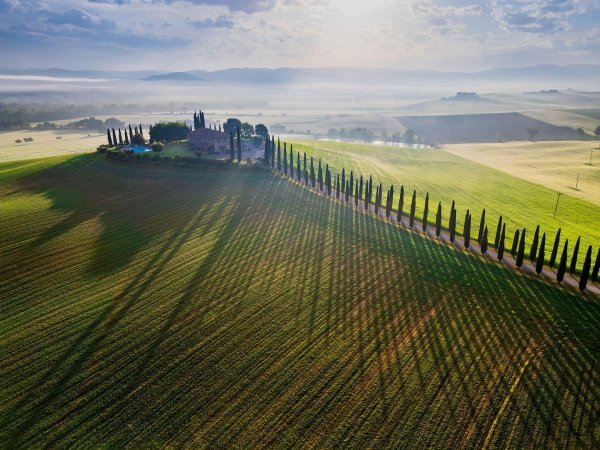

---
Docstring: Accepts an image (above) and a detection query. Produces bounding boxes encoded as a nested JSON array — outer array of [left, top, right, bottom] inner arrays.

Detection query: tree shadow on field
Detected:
[[6, 154, 233, 276]]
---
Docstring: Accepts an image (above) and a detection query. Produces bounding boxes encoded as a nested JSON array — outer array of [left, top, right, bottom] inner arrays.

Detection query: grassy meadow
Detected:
[[0, 130, 105, 162], [1, 154, 598, 448], [291, 140, 600, 271]]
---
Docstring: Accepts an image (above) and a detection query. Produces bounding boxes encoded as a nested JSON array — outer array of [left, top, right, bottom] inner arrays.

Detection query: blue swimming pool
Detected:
[[129, 146, 151, 153]]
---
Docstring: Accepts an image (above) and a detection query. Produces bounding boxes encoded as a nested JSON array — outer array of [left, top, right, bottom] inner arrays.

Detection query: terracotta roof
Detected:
[[188, 128, 228, 139]]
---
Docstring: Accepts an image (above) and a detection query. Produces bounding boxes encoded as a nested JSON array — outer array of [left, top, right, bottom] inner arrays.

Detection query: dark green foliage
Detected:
[[326, 166, 331, 196], [397, 185, 404, 223], [107, 129, 113, 147], [591, 248, 599, 282], [536, 233, 546, 274], [557, 240, 568, 282], [129, 124, 134, 139], [118, 128, 123, 145], [336, 174, 340, 199], [359, 175, 363, 201], [230, 133, 234, 160], [511, 229, 520, 256], [579, 246, 592, 290], [223, 118, 241, 135], [449, 200, 456, 243], [498, 224, 506, 261], [341, 168, 346, 195], [481, 226, 488, 254], [463, 210, 471, 248], [124, 130, 130, 145], [318, 160, 323, 191], [377, 183, 382, 212], [277, 138, 281, 171], [494, 216, 503, 250], [290, 148, 294, 179], [237, 125, 242, 162], [303, 153, 308, 184], [477, 209, 485, 243], [386, 186, 393, 219], [374, 185, 380, 215], [435, 202, 442, 237], [423, 192, 429, 232], [349, 171, 354, 198], [570, 236, 580, 274], [112, 128, 117, 147], [283, 144, 288, 175], [271, 136, 275, 168], [149, 122, 188, 143], [263, 134, 270, 164], [131, 133, 144, 146], [255, 124, 269, 139], [151, 142, 164, 152], [345, 180, 350, 203], [409, 190, 416, 228], [297, 152, 301, 180], [516, 228, 526, 267], [310, 157, 315, 188], [549, 228, 561, 268], [530, 225, 540, 262], [355, 181, 359, 207]]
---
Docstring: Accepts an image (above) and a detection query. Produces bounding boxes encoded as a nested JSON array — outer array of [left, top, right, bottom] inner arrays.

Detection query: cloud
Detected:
[[189, 15, 234, 29], [490, 0, 589, 34], [45, 8, 117, 30], [87, 0, 276, 13]]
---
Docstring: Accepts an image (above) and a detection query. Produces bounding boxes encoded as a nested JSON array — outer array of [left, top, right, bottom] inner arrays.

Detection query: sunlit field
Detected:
[[291, 140, 600, 271], [0, 130, 104, 162], [444, 141, 600, 205], [1, 154, 598, 448]]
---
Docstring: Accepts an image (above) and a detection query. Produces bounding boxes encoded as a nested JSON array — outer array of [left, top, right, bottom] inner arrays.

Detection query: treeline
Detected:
[[105, 123, 146, 147], [264, 137, 599, 292], [35, 117, 124, 132]]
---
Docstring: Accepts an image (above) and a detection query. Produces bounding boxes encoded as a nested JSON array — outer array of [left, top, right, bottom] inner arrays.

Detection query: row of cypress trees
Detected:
[[268, 138, 599, 291], [106, 124, 144, 147]]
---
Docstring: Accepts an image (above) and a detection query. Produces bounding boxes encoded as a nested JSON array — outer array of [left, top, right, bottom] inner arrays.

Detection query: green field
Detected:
[[291, 140, 600, 271], [1, 154, 598, 448]]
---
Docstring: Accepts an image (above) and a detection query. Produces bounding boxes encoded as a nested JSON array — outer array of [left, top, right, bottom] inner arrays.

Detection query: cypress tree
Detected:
[[124, 130, 130, 145], [536, 233, 546, 274], [449, 201, 456, 243], [129, 124, 134, 139], [283, 144, 288, 175], [139, 123, 143, 137], [237, 125, 242, 162], [549, 228, 561, 268], [494, 216, 503, 250], [118, 128, 123, 145], [271, 136, 275, 168], [397, 185, 404, 223], [516, 228, 526, 267], [355, 181, 359, 207], [569, 236, 581, 275], [289, 148, 294, 179], [570, 236, 580, 274], [409, 189, 416, 228], [591, 248, 599, 282], [303, 153, 308, 184], [435, 202, 442, 237], [135, 126, 139, 136], [579, 246, 592, 290], [264, 135, 270, 163], [297, 151, 301, 180], [349, 171, 354, 199], [369, 176, 373, 206], [318, 160, 323, 191], [359, 175, 363, 201], [386, 186, 393, 219], [346, 180, 350, 203], [341, 168, 346, 194], [498, 223, 506, 261], [326, 166, 331, 196], [422, 192, 429, 232], [463, 210, 471, 248], [530, 225, 540, 262], [557, 240, 568, 282], [374, 185, 380, 215], [336, 174, 340, 199], [230, 133, 235, 160], [310, 157, 315, 188], [478, 209, 485, 243], [377, 183, 383, 212], [511, 229, 520, 256], [112, 128, 117, 147], [481, 226, 488, 254], [107, 129, 113, 146], [277, 138, 281, 171]]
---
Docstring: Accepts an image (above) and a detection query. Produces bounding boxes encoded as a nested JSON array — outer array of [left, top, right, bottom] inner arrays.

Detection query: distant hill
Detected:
[[143, 72, 205, 82]]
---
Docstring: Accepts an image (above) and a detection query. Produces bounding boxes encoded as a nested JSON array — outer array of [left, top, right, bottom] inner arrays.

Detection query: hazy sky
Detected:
[[1, 0, 598, 71]]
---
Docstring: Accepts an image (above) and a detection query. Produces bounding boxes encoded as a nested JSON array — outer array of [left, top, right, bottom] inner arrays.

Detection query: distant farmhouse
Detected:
[[188, 110, 229, 155]]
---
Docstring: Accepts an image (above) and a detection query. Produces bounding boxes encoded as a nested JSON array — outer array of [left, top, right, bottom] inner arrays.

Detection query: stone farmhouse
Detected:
[[187, 127, 229, 155]]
